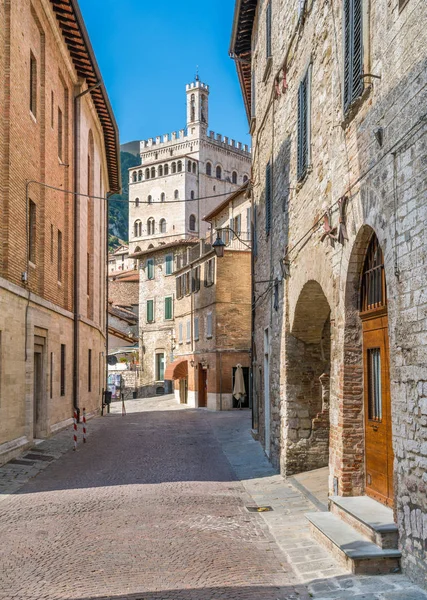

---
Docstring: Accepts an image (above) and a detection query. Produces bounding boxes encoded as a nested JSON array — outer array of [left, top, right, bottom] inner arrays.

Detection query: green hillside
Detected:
[[108, 151, 140, 251]]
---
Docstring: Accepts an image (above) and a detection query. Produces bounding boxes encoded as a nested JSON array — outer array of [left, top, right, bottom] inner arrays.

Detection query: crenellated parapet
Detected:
[[140, 129, 250, 156]]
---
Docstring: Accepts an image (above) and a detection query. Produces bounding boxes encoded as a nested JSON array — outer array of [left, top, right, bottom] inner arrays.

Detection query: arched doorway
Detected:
[[360, 233, 394, 506]]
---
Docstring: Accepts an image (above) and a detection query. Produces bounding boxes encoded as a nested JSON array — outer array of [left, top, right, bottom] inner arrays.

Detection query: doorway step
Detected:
[[306, 496, 400, 575]]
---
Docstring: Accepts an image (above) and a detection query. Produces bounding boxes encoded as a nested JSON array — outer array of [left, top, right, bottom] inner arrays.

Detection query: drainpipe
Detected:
[[73, 81, 101, 422], [105, 192, 113, 412]]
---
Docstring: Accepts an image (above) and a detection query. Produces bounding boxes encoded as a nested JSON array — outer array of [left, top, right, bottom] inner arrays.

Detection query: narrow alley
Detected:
[[0, 398, 425, 600]]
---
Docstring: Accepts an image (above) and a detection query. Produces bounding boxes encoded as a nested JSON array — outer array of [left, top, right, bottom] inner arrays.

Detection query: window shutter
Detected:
[[265, 162, 272, 234], [229, 218, 234, 240], [165, 254, 173, 275], [147, 300, 154, 323], [186, 321, 191, 341], [176, 276, 181, 299], [147, 259, 154, 280], [207, 314, 212, 338], [266, 1, 272, 58], [194, 317, 199, 340], [297, 69, 310, 181], [179, 323, 183, 343], [165, 297, 172, 320], [344, 0, 364, 113]]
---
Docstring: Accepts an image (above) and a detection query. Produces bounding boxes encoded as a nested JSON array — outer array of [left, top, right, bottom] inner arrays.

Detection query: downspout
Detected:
[[73, 81, 101, 421], [105, 192, 113, 412], [250, 185, 256, 430]]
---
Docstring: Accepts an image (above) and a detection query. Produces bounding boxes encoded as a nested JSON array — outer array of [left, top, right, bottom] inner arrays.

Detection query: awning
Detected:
[[164, 359, 188, 380]]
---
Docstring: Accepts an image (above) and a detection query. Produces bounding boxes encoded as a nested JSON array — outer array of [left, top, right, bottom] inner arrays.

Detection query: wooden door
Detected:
[[363, 316, 393, 506], [33, 347, 43, 437], [198, 367, 207, 407], [179, 378, 188, 404]]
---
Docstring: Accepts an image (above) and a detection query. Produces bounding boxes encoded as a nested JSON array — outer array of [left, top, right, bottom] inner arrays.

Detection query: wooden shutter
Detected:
[[265, 161, 272, 234], [344, 0, 364, 113], [229, 218, 234, 240], [147, 300, 154, 323], [194, 317, 199, 340], [297, 75, 308, 180], [266, 1, 272, 58], [147, 258, 154, 279], [165, 297, 172, 320], [176, 276, 181, 299]]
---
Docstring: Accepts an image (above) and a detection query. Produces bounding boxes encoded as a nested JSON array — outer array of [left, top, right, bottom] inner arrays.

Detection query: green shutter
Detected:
[[165, 254, 173, 275], [147, 259, 154, 280], [147, 300, 154, 323], [165, 297, 172, 320]]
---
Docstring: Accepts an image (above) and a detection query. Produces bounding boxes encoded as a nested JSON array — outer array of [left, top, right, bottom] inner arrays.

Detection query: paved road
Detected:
[[0, 397, 307, 600]]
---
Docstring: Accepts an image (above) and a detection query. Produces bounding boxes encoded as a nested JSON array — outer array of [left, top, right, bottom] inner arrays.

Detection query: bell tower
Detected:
[[186, 76, 209, 135]]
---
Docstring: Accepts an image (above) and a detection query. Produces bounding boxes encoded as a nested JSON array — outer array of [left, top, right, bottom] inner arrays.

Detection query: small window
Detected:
[[179, 322, 183, 343], [343, 0, 364, 113], [57, 230, 62, 282], [134, 220, 141, 237], [88, 349, 92, 392], [174, 190, 179, 199], [165, 254, 173, 275], [146, 258, 154, 280], [164, 296, 173, 320], [29, 199, 36, 263], [60, 344, 66, 396], [50, 224, 54, 262], [265, 161, 272, 234], [177, 160, 182, 172], [190, 191, 195, 200], [164, 164, 169, 175], [206, 313, 213, 338], [297, 65, 311, 181], [148, 195, 152, 204], [192, 162, 196, 174], [161, 192, 165, 202], [151, 167, 156, 178], [232, 171, 237, 184], [158, 165, 163, 177], [206, 162, 212, 176], [243, 174, 249, 183], [266, 1, 272, 59], [30, 52, 37, 116], [159, 218, 167, 233], [135, 197, 140, 207], [188, 161, 192, 172], [172, 162, 177, 174], [205, 258, 215, 287], [145, 168, 150, 179], [51, 91, 54, 128], [189, 214, 196, 231], [147, 217, 155, 235], [155, 352, 165, 381], [186, 320, 191, 342], [132, 171, 137, 182], [216, 165, 222, 180], [147, 299, 154, 323], [58, 107, 63, 161], [176, 275, 183, 299], [194, 317, 199, 341], [192, 266, 201, 292], [138, 170, 142, 181]]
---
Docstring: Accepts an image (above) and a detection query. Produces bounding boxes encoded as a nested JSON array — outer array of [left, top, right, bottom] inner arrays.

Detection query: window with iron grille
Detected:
[[265, 161, 272, 234], [57, 230, 62, 282], [266, 1, 272, 59], [29, 199, 36, 263], [297, 65, 311, 181], [147, 299, 154, 323], [30, 53, 37, 117], [343, 0, 364, 113], [360, 234, 387, 313], [88, 349, 92, 392], [58, 107, 63, 161]]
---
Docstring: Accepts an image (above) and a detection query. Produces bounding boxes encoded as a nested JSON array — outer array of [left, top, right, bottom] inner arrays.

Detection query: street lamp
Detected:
[[212, 231, 226, 257]]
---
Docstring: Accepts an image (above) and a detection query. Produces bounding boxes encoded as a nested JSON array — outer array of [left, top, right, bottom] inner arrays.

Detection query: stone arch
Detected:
[[286, 280, 331, 475]]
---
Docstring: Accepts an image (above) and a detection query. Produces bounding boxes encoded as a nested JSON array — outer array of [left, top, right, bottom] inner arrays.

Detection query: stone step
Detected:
[[329, 495, 398, 549], [306, 512, 401, 575]]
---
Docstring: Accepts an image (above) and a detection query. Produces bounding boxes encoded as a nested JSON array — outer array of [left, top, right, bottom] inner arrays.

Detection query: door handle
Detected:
[[372, 425, 379, 432]]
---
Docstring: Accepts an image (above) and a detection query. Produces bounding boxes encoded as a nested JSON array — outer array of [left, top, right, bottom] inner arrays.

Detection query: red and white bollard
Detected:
[[73, 410, 77, 451], [83, 407, 86, 443], [121, 393, 126, 417]]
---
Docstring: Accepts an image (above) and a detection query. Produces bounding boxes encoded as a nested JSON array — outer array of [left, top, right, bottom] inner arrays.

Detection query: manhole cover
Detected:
[[246, 506, 273, 513]]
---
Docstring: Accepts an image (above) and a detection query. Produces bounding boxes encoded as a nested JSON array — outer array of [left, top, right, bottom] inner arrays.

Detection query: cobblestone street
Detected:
[[0, 396, 426, 600]]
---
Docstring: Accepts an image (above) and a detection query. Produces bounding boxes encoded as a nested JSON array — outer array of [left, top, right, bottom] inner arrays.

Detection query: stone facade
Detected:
[[0, 0, 119, 463], [231, 0, 427, 587], [127, 79, 251, 254], [108, 245, 136, 274], [172, 187, 252, 409]]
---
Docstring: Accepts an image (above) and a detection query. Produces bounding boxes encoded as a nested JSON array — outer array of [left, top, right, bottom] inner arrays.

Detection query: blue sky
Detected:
[[79, 0, 250, 147]]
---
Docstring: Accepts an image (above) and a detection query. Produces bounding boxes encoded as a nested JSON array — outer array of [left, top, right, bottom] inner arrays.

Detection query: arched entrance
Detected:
[[359, 233, 394, 506]]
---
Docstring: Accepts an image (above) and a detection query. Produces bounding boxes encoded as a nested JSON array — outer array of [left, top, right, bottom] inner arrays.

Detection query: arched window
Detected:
[[232, 171, 237, 184], [188, 161, 192, 172], [159, 218, 167, 233], [216, 165, 222, 180], [164, 164, 169, 176], [158, 165, 163, 177], [148, 195, 152, 204], [190, 191, 195, 200], [160, 192, 165, 202], [174, 190, 179, 199], [201, 95, 207, 123], [151, 167, 156, 178], [138, 170, 142, 181], [206, 162, 212, 176], [135, 197, 140, 207], [243, 174, 249, 183], [360, 234, 387, 313], [172, 162, 176, 174], [192, 162, 196, 174], [134, 220, 141, 237], [177, 160, 182, 172], [190, 93, 195, 122], [132, 171, 137, 183], [145, 168, 150, 179], [147, 217, 155, 235], [189, 214, 196, 231]]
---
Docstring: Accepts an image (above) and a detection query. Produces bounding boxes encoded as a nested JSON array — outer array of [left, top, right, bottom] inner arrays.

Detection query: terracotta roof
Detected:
[[50, 0, 121, 193], [229, 0, 258, 122], [109, 269, 139, 281], [129, 239, 199, 259], [108, 326, 136, 345], [203, 182, 250, 222], [108, 305, 137, 324]]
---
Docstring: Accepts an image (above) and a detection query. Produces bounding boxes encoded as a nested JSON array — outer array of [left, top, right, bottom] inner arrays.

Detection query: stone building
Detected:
[[231, 0, 427, 586], [130, 240, 198, 397], [168, 185, 252, 409], [108, 244, 135, 274], [127, 78, 251, 255], [0, 0, 120, 464]]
